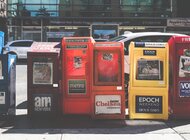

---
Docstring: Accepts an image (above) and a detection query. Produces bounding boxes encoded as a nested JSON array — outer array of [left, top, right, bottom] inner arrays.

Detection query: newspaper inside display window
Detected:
[[33, 62, 53, 85], [179, 49, 190, 78], [136, 59, 163, 80], [67, 55, 86, 76], [0, 60, 2, 80], [97, 52, 119, 83], [66, 48, 87, 76], [74, 56, 82, 69]]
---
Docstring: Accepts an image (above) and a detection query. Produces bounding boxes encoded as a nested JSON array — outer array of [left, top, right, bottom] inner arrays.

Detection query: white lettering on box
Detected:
[[34, 96, 52, 112]]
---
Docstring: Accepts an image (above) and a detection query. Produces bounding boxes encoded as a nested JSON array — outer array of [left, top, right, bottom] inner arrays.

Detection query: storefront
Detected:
[[7, 17, 168, 42], [167, 18, 190, 35]]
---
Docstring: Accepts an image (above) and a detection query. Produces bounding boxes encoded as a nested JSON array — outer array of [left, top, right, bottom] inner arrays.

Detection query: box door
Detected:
[[94, 50, 121, 86], [65, 45, 89, 97], [176, 46, 190, 101]]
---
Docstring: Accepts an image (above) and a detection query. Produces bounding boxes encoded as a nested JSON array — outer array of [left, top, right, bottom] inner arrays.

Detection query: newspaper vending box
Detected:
[[168, 36, 190, 118], [92, 42, 125, 119], [0, 54, 16, 117], [129, 42, 169, 120], [27, 42, 61, 117], [0, 31, 4, 53], [61, 37, 95, 115]]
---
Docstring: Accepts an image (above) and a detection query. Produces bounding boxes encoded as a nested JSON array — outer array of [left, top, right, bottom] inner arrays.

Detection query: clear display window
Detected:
[[67, 50, 87, 76], [94, 51, 121, 85], [179, 56, 190, 77], [33, 62, 53, 85], [136, 59, 163, 80], [74, 56, 82, 69]]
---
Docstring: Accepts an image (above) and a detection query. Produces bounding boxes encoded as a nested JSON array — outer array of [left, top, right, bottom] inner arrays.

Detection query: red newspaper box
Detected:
[[61, 37, 95, 115], [27, 42, 61, 117], [92, 42, 125, 119], [169, 36, 190, 118]]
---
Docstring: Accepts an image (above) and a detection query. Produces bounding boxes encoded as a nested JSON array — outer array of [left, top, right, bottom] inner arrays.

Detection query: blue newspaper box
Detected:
[[0, 54, 16, 117], [0, 31, 4, 54]]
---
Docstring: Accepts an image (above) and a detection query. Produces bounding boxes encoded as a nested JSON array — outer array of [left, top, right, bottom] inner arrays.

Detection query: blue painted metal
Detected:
[[0, 31, 4, 54], [0, 54, 16, 116]]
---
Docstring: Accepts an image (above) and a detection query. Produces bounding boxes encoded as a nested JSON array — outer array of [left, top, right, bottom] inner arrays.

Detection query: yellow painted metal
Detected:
[[128, 42, 169, 120]]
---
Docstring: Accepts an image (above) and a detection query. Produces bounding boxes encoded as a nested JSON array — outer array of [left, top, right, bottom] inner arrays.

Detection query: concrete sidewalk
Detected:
[[1, 110, 190, 140], [0, 121, 190, 140]]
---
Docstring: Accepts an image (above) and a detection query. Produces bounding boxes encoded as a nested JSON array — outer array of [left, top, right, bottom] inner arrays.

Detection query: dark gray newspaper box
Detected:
[[27, 42, 61, 117]]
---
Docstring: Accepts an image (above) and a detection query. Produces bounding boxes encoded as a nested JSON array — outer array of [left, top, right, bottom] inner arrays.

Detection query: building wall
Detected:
[[0, 0, 6, 17], [5, 0, 190, 42], [7, 0, 171, 18], [176, 0, 189, 17], [0, 0, 7, 43]]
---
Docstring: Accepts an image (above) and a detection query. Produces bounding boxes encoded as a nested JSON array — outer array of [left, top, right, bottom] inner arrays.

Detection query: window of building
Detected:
[[120, 0, 170, 17], [8, 0, 171, 18], [8, 0, 59, 17], [46, 26, 90, 42]]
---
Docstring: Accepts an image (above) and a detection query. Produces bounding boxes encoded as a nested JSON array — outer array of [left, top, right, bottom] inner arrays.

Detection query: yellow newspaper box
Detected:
[[129, 42, 169, 120]]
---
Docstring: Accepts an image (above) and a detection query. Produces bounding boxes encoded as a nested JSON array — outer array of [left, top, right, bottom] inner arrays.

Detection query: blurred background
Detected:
[[0, 0, 189, 43]]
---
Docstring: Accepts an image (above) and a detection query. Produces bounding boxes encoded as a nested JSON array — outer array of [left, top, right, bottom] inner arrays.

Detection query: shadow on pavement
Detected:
[[166, 118, 190, 129], [0, 113, 174, 134], [2, 102, 190, 134]]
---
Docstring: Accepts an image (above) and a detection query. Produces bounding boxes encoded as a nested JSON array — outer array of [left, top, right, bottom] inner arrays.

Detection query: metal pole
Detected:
[[170, 0, 173, 12]]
